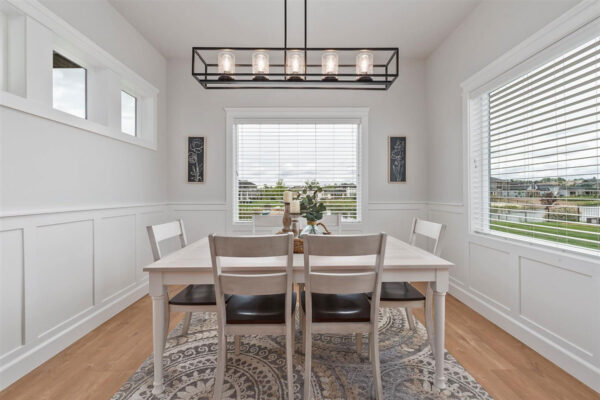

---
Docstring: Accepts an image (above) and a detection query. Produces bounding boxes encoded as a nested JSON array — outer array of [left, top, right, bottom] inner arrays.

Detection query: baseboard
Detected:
[[449, 282, 600, 393], [0, 281, 149, 391]]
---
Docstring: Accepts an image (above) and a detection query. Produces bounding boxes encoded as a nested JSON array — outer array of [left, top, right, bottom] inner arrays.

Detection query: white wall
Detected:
[[0, 0, 171, 389], [166, 58, 430, 239], [425, 0, 600, 392]]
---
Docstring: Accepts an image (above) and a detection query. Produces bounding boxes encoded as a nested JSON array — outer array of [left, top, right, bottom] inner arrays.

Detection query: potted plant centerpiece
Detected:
[[298, 183, 331, 237]]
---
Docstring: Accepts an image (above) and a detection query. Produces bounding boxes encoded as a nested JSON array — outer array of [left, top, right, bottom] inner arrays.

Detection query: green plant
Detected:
[[297, 183, 326, 222]]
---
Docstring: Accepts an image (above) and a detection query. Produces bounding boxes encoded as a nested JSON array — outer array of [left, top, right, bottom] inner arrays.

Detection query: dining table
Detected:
[[143, 234, 454, 395]]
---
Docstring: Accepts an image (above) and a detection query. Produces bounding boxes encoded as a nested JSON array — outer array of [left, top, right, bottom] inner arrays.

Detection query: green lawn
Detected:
[[490, 220, 600, 251]]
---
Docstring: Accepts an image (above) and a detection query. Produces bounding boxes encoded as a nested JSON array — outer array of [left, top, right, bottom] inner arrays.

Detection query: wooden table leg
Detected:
[[150, 274, 166, 395]]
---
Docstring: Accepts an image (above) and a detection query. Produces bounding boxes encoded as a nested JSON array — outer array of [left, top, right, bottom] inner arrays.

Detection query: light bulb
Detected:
[[356, 50, 373, 79], [286, 50, 305, 78], [252, 51, 269, 75], [218, 50, 235, 75], [322, 50, 338, 76]]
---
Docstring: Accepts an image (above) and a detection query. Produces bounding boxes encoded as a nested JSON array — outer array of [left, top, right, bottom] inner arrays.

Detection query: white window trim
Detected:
[[0, 0, 159, 150], [461, 1, 600, 259], [225, 107, 369, 234]]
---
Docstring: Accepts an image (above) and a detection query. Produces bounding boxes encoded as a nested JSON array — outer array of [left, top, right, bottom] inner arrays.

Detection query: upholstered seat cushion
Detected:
[[169, 284, 222, 306], [377, 282, 425, 301], [301, 291, 371, 323], [226, 292, 297, 324]]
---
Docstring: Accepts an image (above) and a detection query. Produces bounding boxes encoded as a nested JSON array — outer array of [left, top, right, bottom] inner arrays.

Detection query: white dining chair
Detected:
[[147, 220, 225, 344], [302, 233, 387, 400], [358, 217, 446, 357], [209, 233, 296, 400], [252, 214, 283, 235]]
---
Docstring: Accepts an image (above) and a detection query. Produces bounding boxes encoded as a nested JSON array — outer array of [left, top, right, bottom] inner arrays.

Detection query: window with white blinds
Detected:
[[234, 123, 361, 223], [469, 34, 600, 253]]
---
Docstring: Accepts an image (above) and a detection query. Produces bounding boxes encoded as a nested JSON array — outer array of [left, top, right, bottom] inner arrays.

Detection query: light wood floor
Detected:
[[1, 284, 598, 400]]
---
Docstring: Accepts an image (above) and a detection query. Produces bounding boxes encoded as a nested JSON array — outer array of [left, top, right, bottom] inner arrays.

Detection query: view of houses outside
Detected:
[[489, 177, 600, 251], [237, 179, 358, 222]]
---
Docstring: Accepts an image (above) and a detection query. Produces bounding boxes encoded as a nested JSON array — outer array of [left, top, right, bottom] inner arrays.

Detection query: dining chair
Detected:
[[147, 220, 223, 343], [209, 233, 296, 400], [302, 233, 387, 400], [358, 217, 446, 357], [252, 214, 283, 235]]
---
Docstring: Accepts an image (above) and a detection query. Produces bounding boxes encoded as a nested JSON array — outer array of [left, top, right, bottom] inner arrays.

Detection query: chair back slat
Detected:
[[309, 271, 376, 295], [303, 234, 382, 256], [220, 273, 287, 295], [252, 215, 283, 235], [409, 218, 446, 256], [212, 234, 291, 257], [147, 219, 187, 261]]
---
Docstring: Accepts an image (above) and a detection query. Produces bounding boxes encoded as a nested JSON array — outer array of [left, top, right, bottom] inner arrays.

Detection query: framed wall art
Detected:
[[187, 136, 206, 183], [388, 136, 406, 183]]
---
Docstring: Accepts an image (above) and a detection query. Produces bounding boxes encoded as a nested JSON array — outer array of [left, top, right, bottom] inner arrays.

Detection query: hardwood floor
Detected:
[[1, 284, 598, 400]]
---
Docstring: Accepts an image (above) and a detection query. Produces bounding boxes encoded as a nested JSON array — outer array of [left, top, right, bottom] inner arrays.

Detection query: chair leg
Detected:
[[181, 312, 192, 336], [368, 331, 372, 361], [356, 333, 363, 354], [300, 308, 306, 353], [405, 308, 416, 330], [304, 322, 312, 400], [370, 326, 383, 400], [214, 329, 226, 399], [163, 295, 170, 351], [234, 335, 241, 356], [286, 319, 294, 399]]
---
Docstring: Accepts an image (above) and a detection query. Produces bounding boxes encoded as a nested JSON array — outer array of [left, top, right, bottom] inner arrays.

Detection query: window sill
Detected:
[[470, 229, 600, 264], [0, 91, 157, 150]]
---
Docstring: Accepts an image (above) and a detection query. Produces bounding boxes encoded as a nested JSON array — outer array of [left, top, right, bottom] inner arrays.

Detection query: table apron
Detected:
[[156, 269, 442, 286]]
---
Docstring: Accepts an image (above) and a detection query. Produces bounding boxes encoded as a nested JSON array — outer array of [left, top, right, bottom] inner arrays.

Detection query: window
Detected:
[[469, 35, 600, 253], [121, 90, 136, 136], [52, 52, 86, 118], [234, 123, 361, 223]]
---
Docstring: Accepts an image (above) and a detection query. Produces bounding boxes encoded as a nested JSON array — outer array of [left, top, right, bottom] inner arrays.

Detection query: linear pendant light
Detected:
[[191, 0, 399, 90]]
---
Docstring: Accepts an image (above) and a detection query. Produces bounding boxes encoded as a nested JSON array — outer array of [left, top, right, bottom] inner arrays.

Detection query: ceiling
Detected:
[[108, 0, 480, 59]]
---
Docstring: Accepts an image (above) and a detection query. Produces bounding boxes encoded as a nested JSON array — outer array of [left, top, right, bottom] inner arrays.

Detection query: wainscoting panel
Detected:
[[96, 214, 137, 304], [468, 242, 512, 311], [171, 204, 227, 241], [31, 220, 94, 339], [428, 204, 466, 287], [0, 204, 168, 391], [0, 229, 24, 357], [519, 257, 595, 357]]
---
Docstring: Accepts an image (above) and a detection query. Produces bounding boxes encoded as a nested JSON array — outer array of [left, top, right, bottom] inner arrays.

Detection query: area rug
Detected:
[[112, 308, 492, 399]]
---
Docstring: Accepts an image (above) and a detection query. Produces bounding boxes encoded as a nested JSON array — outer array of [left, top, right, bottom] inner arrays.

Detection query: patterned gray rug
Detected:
[[112, 308, 492, 399]]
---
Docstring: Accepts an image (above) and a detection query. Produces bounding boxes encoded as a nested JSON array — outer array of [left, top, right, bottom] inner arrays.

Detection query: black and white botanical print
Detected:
[[389, 136, 406, 183], [188, 137, 205, 183]]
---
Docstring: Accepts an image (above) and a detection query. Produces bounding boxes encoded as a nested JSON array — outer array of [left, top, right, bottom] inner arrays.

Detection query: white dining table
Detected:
[[143, 235, 453, 395]]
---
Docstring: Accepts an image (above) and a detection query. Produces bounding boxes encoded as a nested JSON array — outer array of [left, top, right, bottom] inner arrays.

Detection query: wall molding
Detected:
[[0, 202, 168, 219]]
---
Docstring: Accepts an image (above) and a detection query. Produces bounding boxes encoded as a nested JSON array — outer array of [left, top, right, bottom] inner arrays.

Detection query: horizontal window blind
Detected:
[[470, 35, 600, 253], [234, 123, 361, 223]]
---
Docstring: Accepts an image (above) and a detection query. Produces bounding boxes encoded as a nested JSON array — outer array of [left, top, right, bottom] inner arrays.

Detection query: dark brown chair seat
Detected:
[[376, 282, 425, 301], [226, 292, 297, 324], [301, 291, 371, 323], [169, 284, 221, 306]]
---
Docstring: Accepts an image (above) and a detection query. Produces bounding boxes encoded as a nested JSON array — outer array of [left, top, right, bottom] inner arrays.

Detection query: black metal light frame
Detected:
[[191, 0, 399, 90]]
